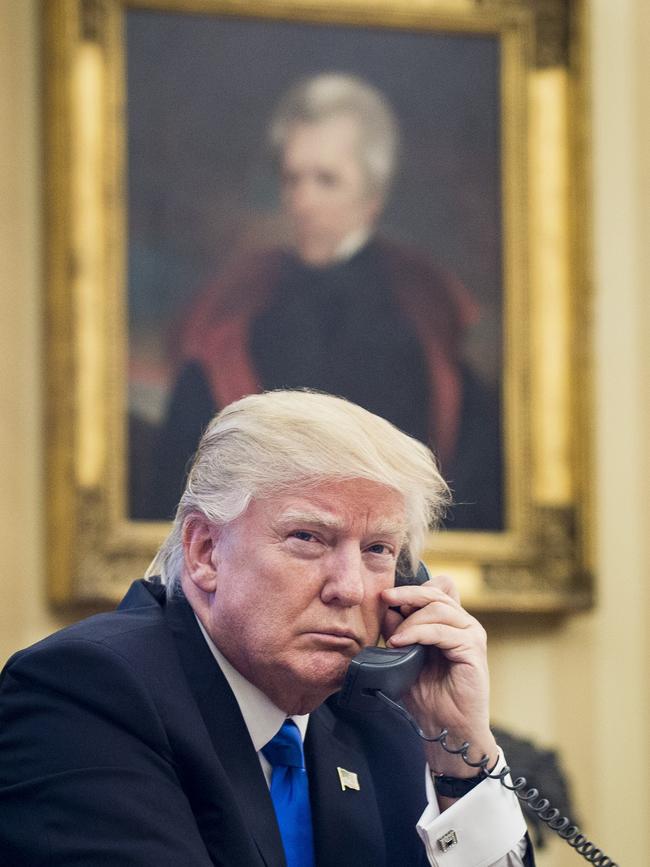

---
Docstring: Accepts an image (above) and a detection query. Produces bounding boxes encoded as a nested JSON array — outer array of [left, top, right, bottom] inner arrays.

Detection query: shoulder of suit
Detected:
[[3, 580, 168, 673], [199, 247, 289, 317], [374, 237, 458, 287], [374, 236, 479, 330]]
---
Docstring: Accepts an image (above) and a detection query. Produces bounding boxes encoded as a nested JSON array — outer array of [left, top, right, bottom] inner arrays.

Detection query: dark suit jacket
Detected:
[[0, 580, 534, 866], [0, 580, 433, 866]]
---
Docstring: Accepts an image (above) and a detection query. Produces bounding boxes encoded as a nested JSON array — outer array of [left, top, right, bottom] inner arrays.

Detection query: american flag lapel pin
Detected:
[[337, 766, 360, 792]]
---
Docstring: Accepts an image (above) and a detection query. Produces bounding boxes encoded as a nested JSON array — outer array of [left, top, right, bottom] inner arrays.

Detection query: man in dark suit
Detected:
[[1, 391, 531, 865]]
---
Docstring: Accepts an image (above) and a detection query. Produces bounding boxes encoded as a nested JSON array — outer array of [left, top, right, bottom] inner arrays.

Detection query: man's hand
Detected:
[[381, 574, 498, 785]]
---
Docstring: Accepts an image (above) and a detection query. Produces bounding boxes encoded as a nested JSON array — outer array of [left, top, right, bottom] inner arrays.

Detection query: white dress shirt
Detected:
[[197, 619, 528, 866]]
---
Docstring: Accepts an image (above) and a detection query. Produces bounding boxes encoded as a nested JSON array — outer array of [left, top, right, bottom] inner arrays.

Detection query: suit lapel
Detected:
[[306, 702, 386, 867], [164, 594, 286, 867]]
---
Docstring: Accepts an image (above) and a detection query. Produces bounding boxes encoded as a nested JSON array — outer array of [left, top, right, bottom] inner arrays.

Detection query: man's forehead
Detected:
[[284, 113, 362, 153], [266, 480, 407, 534]]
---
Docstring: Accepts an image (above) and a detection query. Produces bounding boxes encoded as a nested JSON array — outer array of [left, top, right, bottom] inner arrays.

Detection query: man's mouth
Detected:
[[305, 629, 362, 647]]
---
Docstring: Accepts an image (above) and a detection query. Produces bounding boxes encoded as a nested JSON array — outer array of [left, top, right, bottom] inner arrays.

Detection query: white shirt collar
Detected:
[[195, 615, 309, 750], [331, 227, 372, 263]]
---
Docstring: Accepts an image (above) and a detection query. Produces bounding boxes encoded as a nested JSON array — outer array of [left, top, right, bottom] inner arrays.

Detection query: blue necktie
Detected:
[[262, 719, 315, 867]]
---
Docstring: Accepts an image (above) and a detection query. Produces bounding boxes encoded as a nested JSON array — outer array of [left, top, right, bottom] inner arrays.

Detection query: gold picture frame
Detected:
[[44, 0, 591, 612]]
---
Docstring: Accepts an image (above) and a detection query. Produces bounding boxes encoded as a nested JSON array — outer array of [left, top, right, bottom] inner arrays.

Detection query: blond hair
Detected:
[[147, 390, 449, 595]]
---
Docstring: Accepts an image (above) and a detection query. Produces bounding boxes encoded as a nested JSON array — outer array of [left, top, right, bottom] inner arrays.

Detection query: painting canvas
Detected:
[[125, 10, 504, 532]]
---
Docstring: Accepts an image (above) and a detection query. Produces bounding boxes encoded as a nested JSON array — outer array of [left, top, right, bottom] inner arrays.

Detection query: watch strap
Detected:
[[433, 771, 485, 798]]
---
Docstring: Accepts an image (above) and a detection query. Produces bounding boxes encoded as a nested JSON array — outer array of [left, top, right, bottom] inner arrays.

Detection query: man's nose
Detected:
[[320, 548, 366, 607], [286, 179, 318, 218]]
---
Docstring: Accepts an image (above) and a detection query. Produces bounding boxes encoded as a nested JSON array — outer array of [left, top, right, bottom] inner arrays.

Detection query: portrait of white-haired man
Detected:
[[141, 73, 503, 531]]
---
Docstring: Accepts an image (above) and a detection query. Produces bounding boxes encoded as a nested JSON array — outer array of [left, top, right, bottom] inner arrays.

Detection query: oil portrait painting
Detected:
[[125, 10, 504, 532]]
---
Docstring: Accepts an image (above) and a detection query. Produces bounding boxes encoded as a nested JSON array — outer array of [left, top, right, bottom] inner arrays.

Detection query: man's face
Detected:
[[280, 114, 382, 266], [201, 479, 406, 713]]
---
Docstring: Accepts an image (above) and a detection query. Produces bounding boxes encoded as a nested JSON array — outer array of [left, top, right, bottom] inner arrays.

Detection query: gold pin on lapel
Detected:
[[337, 767, 360, 792]]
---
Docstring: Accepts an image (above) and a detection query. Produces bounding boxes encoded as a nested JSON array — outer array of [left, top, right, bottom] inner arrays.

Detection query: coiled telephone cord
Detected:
[[374, 690, 618, 867]]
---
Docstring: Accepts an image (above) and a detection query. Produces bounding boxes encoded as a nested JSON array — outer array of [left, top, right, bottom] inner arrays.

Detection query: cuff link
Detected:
[[437, 829, 458, 853]]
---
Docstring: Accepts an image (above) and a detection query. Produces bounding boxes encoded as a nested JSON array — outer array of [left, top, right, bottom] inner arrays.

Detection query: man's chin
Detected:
[[289, 649, 351, 695], [294, 241, 338, 267]]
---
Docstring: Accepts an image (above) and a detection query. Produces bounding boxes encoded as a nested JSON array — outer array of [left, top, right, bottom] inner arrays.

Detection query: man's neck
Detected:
[[297, 227, 373, 269], [194, 614, 309, 749]]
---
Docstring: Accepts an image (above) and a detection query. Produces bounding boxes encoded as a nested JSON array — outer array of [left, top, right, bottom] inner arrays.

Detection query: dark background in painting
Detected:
[[126, 9, 503, 526]]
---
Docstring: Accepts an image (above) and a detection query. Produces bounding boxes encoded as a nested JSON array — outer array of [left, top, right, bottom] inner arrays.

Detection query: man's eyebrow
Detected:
[[275, 509, 345, 530], [276, 509, 407, 538], [370, 521, 408, 541]]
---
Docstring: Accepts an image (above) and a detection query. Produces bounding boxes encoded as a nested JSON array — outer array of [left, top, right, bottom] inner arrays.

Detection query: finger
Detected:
[[389, 602, 420, 619], [381, 599, 448, 642], [427, 573, 461, 604], [388, 619, 470, 648], [382, 599, 466, 645], [383, 582, 463, 611], [392, 598, 474, 632], [387, 621, 485, 658]]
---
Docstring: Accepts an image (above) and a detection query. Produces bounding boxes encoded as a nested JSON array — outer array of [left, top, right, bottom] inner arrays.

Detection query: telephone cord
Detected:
[[373, 690, 618, 867]]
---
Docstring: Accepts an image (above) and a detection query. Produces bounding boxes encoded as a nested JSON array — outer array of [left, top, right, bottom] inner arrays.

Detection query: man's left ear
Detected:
[[182, 515, 220, 593]]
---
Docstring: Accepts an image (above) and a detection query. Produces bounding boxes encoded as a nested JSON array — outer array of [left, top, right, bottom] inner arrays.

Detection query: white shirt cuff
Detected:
[[416, 748, 528, 867]]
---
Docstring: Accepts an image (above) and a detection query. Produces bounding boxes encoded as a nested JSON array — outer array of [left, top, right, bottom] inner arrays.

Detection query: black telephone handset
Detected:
[[338, 560, 429, 713], [339, 561, 618, 867]]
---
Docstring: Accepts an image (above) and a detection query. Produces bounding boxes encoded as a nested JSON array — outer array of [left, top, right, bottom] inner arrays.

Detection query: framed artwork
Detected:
[[44, 0, 592, 611]]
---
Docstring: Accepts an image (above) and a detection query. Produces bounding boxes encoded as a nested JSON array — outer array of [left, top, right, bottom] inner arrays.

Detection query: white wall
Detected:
[[0, 0, 60, 655]]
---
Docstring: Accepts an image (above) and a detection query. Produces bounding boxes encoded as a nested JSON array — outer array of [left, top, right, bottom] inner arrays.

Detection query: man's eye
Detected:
[[316, 170, 340, 188], [366, 543, 393, 556], [291, 530, 316, 542]]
